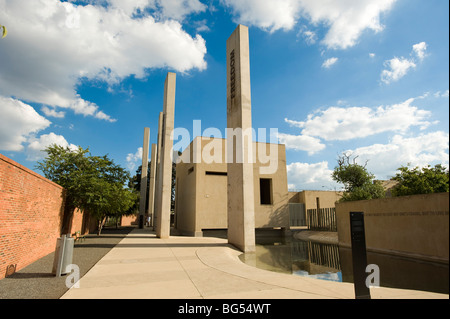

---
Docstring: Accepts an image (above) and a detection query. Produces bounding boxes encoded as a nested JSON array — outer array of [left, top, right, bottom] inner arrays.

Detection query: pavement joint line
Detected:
[[194, 246, 345, 299], [163, 237, 206, 299]]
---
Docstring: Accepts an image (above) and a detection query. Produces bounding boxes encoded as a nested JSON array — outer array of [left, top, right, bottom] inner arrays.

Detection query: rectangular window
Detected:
[[205, 171, 227, 176], [260, 178, 272, 205]]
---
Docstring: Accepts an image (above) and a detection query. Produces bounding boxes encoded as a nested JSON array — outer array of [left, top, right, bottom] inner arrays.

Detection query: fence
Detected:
[[307, 207, 337, 232], [307, 241, 341, 270], [290, 240, 341, 270]]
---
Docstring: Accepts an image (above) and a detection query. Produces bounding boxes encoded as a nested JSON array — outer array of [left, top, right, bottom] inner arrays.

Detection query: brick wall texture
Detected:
[[0, 154, 86, 280], [120, 214, 139, 226]]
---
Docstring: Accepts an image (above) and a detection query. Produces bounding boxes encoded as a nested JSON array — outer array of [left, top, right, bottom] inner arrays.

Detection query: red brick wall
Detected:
[[0, 154, 85, 280], [121, 214, 139, 226]]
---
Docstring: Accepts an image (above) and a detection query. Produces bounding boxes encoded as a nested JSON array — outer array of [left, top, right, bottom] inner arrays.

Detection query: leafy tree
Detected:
[[36, 144, 136, 235], [126, 163, 151, 219], [332, 153, 385, 202], [391, 164, 449, 197]]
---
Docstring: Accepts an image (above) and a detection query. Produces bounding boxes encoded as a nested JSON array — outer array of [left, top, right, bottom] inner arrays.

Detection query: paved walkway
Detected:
[[61, 228, 448, 299]]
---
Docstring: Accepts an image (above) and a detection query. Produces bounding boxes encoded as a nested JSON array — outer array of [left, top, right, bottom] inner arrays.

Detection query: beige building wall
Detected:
[[288, 190, 342, 210], [300, 190, 342, 210], [174, 161, 198, 236], [336, 192, 449, 263], [175, 137, 289, 236], [253, 142, 289, 229]]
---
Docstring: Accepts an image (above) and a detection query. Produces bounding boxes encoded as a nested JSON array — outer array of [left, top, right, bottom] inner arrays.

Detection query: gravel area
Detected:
[[0, 226, 134, 299]]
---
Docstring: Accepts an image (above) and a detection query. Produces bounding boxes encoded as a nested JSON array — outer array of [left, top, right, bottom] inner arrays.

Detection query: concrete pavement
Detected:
[[61, 227, 448, 299]]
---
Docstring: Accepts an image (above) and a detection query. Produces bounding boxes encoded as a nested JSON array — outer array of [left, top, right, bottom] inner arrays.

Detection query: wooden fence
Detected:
[[307, 241, 341, 270], [307, 207, 337, 232], [290, 240, 341, 271]]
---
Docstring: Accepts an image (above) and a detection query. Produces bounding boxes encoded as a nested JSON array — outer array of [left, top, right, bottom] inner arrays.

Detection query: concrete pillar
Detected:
[[139, 127, 150, 229], [226, 25, 256, 253], [153, 112, 163, 231], [147, 143, 157, 227], [156, 72, 176, 239]]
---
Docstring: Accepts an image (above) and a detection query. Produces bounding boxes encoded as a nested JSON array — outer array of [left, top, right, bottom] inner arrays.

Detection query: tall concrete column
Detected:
[[153, 112, 164, 231], [156, 72, 176, 239], [147, 143, 157, 227], [226, 25, 256, 253], [139, 127, 150, 229]]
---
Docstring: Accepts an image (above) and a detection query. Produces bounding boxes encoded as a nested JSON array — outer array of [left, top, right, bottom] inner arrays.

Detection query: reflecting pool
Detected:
[[238, 233, 449, 295]]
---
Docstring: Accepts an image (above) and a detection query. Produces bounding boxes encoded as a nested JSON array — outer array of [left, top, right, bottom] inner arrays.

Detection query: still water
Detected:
[[238, 234, 449, 295]]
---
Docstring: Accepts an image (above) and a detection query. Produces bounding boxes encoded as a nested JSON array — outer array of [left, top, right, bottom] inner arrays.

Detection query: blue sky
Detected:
[[0, 0, 448, 191]]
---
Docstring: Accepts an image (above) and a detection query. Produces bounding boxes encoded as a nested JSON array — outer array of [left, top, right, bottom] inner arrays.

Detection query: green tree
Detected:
[[125, 163, 150, 220], [332, 153, 385, 202], [36, 144, 136, 235], [391, 164, 449, 197]]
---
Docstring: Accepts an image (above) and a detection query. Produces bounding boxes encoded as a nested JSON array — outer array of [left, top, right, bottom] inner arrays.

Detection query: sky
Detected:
[[0, 0, 448, 191]]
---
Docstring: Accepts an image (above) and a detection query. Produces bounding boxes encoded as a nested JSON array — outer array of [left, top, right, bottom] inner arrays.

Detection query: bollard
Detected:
[[350, 212, 371, 299], [52, 234, 75, 277]]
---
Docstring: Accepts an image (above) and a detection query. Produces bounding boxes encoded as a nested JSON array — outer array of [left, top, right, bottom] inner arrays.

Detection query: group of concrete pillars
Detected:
[[139, 73, 176, 240], [139, 25, 256, 252]]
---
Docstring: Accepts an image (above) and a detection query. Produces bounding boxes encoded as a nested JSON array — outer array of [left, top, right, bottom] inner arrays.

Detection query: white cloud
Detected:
[[298, 0, 396, 49], [322, 57, 338, 68], [346, 131, 449, 179], [381, 57, 416, 84], [277, 132, 326, 155], [286, 161, 340, 190], [369, 53, 376, 58], [222, 0, 301, 32], [126, 147, 144, 171], [41, 106, 66, 119], [433, 90, 449, 98], [381, 42, 427, 84], [193, 19, 211, 33], [0, 96, 51, 151], [284, 118, 303, 128], [285, 131, 449, 190], [302, 30, 317, 45], [106, 0, 150, 16], [69, 97, 117, 122], [26, 133, 78, 161], [441, 90, 449, 98], [155, 0, 207, 20], [108, 0, 208, 20], [222, 0, 397, 49], [72, 0, 208, 23], [285, 98, 432, 141], [0, 0, 207, 121], [297, 26, 317, 44], [412, 41, 427, 61]]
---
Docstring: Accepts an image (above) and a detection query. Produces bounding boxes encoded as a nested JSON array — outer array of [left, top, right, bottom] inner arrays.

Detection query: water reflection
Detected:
[[239, 237, 343, 282], [238, 233, 449, 294]]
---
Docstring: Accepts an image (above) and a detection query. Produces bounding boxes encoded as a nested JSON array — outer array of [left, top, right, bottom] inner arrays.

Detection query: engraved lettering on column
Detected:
[[230, 49, 236, 100]]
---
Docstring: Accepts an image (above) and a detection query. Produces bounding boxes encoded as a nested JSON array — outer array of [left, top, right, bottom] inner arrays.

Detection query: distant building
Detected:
[[174, 137, 290, 237], [288, 190, 343, 229], [288, 190, 343, 209]]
